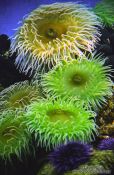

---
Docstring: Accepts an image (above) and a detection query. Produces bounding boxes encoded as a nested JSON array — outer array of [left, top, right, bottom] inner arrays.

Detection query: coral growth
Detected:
[[65, 150, 114, 175], [49, 141, 92, 173], [26, 99, 97, 149], [11, 2, 101, 74], [37, 163, 55, 175], [94, 0, 114, 27], [0, 111, 30, 160], [96, 87, 114, 136], [0, 80, 41, 113], [89, 150, 114, 170], [42, 54, 112, 109]]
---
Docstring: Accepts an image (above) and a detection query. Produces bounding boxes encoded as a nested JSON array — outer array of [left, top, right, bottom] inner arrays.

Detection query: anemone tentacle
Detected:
[[0, 111, 30, 160]]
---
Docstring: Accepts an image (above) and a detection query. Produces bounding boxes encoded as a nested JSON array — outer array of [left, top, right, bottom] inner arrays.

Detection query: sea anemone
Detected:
[[0, 80, 41, 114], [98, 137, 114, 150], [26, 99, 97, 149], [94, 0, 114, 27], [42, 54, 112, 109], [0, 111, 30, 160], [11, 2, 101, 74], [49, 141, 92, 173]]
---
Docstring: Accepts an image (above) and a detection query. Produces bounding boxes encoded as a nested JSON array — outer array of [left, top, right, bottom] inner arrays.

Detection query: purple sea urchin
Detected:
[[0, 111, 30, 160], [42, 54, 112, 109], [49, 141, 92, 173], [0, 80, 41, 113], [98, 137, 114, 150], [11, 2, 101, 74], [26, 99, 97, 149]]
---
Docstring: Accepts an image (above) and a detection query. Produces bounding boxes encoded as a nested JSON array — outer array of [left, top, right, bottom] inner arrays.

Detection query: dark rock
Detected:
[[0, 34, 11, 55], [96, 27, 114, 56], [97, 44, 113, 55], [0, 55, 31, 88], [109, 33, 114, 49]]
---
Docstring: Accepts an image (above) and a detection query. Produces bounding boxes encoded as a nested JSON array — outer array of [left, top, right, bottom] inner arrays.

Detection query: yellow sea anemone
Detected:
[[11, 2, 101, 74]]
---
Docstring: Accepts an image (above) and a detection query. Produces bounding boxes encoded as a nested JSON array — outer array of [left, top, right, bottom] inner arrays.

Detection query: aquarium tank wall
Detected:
[[0, 0, 114, 175]]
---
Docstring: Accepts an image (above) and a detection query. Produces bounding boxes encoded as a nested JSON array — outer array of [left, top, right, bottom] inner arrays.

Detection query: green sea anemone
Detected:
[[42, 54, 112, 109], [94, 0, 114, 27], [26, 99, 97, 149], [0, 80, 41, 113], [0, 111, 30, 160], [11, 2, 101, 74]]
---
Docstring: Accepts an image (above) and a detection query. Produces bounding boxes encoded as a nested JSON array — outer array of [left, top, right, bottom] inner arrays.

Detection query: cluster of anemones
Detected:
[[0, 80, 42, 160], [0, 3, 114, 175]]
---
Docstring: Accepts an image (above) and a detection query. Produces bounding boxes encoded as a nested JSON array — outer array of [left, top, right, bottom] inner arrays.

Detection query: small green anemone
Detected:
[[42, 54, 112, 109], [26, 99, 97, 149], [0, 80, 41, 113], [94, 0, 114, 27], [0, 111, 30, 160]]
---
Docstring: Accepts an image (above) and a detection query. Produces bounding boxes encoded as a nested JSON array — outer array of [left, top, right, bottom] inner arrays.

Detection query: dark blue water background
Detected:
[[0, 0, 101, 37]]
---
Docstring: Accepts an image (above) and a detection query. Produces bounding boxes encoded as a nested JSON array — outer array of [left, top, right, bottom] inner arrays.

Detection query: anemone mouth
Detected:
[[45, 28, 58, 39], [46, 109, 74, 122], [38, 21, 68, 43], [69, 72, 88, 87]]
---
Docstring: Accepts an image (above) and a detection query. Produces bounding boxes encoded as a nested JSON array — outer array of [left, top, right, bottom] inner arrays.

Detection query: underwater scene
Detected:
[[0, 0, 114, 174]]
